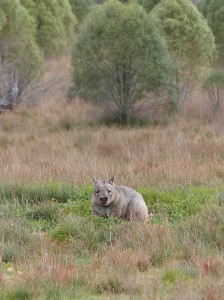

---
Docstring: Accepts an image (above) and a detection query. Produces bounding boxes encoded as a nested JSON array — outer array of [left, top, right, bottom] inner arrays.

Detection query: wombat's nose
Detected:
[[100, 196, 108, 203]]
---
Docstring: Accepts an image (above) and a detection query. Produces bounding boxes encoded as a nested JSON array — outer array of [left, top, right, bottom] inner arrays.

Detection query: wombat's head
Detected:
[[92, 177, 116, 206]]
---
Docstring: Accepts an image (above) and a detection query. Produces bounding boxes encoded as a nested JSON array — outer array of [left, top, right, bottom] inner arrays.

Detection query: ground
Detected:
[[0, 57, 224, 299]]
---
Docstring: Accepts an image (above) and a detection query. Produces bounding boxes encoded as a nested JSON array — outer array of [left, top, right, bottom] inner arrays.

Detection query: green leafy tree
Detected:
[[152, 0, 216, 102], [135, 0, 161, 11], [69, 0, 94, 23], [0, 0, 43, 108], [199, 0, 224, 63], [21, 0, 77, 56], [203, 71, 224, 116], [72, 0, 176, 124]]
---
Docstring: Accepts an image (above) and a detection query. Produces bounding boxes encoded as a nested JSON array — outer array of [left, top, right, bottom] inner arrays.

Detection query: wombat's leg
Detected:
[[109, 208, 122, 219], [129, 202, 149, 222], [93, 210, 109, 219], [92, 210, 100, 217]]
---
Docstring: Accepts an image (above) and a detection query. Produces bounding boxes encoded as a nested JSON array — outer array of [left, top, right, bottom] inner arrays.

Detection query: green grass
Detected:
[[0, 182, 79, 203], [139, 186, 217, 221], [0, 182, 224, 299]]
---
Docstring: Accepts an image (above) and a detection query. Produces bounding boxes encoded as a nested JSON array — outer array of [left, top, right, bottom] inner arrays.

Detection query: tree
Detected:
[[203, 71, 224, 116], [151, 0, 216, 103], [0, 0, 76, 110], [199, 0, 224, 63], [0, 0, 43, 109], [72, 0, 176, 124], [20, 0, 77, 56], [69, 0, 94, 23], [134, 0, 161, 11]]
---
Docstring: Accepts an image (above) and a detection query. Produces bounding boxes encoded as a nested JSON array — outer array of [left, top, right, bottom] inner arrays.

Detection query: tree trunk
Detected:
[[120, 110, 129, 124]]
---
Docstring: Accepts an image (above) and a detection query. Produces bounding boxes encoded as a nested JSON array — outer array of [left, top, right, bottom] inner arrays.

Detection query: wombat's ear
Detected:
[[108, 176, 115, 185], [92, 177, 97, 186]]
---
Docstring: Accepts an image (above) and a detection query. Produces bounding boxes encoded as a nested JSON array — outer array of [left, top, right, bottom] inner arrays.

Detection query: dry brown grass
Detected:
[[0, 79, 224, 189]]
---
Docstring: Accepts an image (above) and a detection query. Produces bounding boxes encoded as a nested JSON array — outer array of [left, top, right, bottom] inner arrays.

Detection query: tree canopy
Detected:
[[152, 0, 216, 101], [0, 0, 43, 105], [134, 0, 161, 11], [72, 0, 176, 123], [20, 0, 77, 56], [199, 0, 224, 62], [0, 0, 76, 108], [69, 0, 94, 23]]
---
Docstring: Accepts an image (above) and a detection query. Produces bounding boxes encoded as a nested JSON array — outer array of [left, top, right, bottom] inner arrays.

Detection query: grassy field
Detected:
[[0, 57, 224, 299]]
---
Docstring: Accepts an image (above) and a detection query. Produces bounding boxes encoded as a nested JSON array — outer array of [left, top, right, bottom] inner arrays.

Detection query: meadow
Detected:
[[0, 57, 224, 299]]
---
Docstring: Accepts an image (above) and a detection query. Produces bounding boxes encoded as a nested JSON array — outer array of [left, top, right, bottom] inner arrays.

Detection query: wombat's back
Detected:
[[115, 186, 148, 221]]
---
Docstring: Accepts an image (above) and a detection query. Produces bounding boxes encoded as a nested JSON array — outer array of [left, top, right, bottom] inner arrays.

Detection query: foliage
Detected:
[[151, 0, 216, 102], [199, 0, 224, 62], [72, 0, 176, 124], [69, 0, 94, 23], [0, 0, 76, 109], [20, 0, 77, 56], [203, 71, 224, 116], [0, 0, 43, 106], [133, 0, 161, 11]]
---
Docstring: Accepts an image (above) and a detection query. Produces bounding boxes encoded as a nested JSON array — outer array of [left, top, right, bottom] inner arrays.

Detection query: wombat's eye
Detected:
[[107, 189, 111, 193], [95, 190, 99, 194]]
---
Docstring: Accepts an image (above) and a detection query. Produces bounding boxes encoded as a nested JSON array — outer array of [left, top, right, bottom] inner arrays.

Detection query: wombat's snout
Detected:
[[100, 196, 108, 204]]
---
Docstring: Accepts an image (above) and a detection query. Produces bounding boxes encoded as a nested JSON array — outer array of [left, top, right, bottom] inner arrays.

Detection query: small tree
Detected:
[[0, 0, 76, 110], [199, 0, 224, 63], [72, 0, 176, 124], [21, 0, 77, 56], [203, 71, 224, 116], [152, 0, 216, 103], [0, 0, 43, 109]]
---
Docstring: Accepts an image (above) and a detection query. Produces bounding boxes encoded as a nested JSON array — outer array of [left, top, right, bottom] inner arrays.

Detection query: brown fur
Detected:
[[91, 177, 148, 221]]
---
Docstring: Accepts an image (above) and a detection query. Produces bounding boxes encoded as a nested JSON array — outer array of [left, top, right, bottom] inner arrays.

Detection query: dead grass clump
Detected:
[[110, 222, 176, 267], [27, 258, 75, 285], [196, 256, 224, 278], [101, 247, 151, 273], [97, 140, 123, 157]]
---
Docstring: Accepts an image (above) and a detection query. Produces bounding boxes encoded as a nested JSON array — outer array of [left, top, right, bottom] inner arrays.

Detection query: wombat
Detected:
[[91, 177, 148, 221]]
